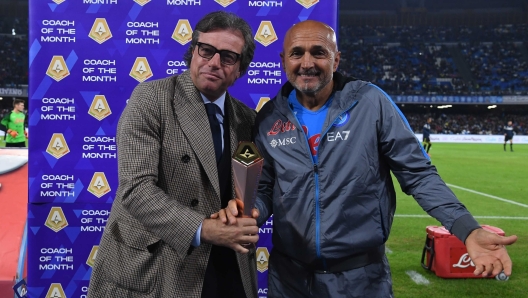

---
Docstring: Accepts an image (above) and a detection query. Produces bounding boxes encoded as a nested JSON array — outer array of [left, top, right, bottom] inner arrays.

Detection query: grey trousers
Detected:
[[267, 250, 393, 298]]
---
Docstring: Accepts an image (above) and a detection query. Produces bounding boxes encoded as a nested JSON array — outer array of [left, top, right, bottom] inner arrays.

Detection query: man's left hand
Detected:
[[465, 228, 517, 277]]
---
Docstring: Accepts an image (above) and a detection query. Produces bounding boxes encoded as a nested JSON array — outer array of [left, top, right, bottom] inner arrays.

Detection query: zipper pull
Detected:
[[314, 164, 318, 173]]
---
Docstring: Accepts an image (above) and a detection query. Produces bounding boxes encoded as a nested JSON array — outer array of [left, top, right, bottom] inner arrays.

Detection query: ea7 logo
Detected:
[[46, 133, 70, 159], [270, 137, 296, 148], [46, 56, 70, 82], [130, 57, 153, 82], [88, 172, 111, 198], [256, 97, 270, 112], [256, 247, 270, 273], [255, 21, 277, 47], [86, 245, 99, 267], [89, 95, 112, 121], [172, 20, 193, 45], [133, 0, 151, 5], [89, 18, 112, 44], [45, 207, 68, 232], [296, 0, 319, 9], [327, 131, 350, 142], [45, 283, 66, 298], [215, 0, 236, 7]]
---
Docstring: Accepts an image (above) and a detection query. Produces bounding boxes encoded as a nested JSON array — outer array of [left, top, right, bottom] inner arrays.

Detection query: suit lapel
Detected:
[[172, 71, 221, 201]]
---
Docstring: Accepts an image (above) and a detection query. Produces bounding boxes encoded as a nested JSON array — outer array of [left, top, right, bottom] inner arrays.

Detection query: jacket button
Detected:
[[181, 155, 190, 163], [191, 199, 199, 207]]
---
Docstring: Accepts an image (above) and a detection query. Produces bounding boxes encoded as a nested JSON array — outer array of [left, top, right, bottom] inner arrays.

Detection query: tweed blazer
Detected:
[[87, 71, 258, 298]]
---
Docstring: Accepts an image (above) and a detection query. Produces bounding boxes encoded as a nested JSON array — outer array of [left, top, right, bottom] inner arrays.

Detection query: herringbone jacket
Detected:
[[87, 71, 258, 298]]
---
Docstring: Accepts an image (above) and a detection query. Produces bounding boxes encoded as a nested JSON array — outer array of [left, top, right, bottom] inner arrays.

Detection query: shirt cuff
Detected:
[[192, 222, 203, 247], [450, 214, 481, 243]]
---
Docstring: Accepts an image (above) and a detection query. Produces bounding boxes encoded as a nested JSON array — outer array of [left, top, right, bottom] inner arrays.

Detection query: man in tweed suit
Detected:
[[88, 11, 259, 298]]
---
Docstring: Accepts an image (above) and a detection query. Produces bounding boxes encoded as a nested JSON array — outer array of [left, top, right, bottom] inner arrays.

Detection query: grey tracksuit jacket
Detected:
[[254, 72, 480, 269]]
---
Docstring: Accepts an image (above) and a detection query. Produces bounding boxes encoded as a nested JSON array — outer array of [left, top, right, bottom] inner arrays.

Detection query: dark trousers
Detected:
[[201, 245, 247, 298], [6, 142, 26, 147]]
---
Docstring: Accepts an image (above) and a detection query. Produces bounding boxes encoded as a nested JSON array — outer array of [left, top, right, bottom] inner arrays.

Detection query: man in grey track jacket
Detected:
[[217, 20, 517, 297]]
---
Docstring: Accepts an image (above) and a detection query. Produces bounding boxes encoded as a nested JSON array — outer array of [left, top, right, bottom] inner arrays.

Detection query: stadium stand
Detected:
[[338, 24, 528, 96]]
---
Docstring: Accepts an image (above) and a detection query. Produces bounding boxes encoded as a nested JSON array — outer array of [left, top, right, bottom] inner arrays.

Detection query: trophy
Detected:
[[232, 141, 264, 217]]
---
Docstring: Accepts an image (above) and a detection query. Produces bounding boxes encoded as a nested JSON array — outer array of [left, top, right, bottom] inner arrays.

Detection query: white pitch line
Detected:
[[406, 270, 430, 285], [395, 215, 528, 220], [446, 183, 528, 208], [385, 247, 393, 254]]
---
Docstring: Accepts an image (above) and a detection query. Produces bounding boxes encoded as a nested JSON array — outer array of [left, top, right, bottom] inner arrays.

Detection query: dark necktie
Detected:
[[205, 103, 222, 163]]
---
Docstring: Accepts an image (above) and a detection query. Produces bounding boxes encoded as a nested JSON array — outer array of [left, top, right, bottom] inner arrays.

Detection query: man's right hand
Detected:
[[211, 199, 259, 225], [200, 217, 259, 254]]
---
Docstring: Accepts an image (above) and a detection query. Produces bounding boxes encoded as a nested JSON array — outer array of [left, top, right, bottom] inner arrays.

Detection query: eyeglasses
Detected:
[[195, 42, 241, 66]]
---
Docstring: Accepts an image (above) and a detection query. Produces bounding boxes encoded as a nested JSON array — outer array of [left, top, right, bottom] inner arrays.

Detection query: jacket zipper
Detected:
[[288, 100, 359, 266]]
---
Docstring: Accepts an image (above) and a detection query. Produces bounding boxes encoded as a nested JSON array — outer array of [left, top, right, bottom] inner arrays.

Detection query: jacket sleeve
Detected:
[[374, 87, 480, 242], [253, 106, 275, 227], [116, 82, 205, 258]]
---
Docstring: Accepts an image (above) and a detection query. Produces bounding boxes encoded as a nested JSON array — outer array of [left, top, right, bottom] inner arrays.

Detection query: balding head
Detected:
[[283, 20, 338, 53], [280, 20, 340, 101]]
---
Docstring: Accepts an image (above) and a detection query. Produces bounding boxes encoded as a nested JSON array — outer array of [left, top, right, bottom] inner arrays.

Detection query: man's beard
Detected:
[[289, 69, 331, 95]]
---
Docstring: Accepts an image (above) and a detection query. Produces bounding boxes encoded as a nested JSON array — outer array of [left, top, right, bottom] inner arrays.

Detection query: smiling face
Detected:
[[189, 29, 244, 101], [280, 21, 340, 96]]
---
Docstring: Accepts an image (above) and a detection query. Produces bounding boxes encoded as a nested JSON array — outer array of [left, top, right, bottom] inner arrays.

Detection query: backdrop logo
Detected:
[[296, 0, 319, 9], [256, 247, 270, 273], [46, 56, 70, 82], [255, 21, 277, 46], [89, 18, 112, 44], [88, 172, 111, 198], [87, 245, 99, 267], [172, 20, 193, 45], [52, 0, 66, 4], [89, 95, 112, 120], [130, 57, 153, 82], [45, 207, 68, 232], [215, 0, 235, 7], [256, 97, 270, 112], [46, 133, 70, 159], [133, 0, 151, 5], [45, 283, 66, 298]]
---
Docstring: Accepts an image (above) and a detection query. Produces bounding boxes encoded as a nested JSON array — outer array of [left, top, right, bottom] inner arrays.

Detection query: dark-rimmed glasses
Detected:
[[195, 42, 241, 66]]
